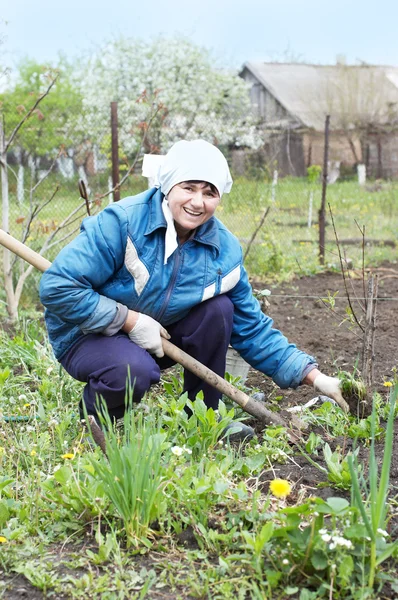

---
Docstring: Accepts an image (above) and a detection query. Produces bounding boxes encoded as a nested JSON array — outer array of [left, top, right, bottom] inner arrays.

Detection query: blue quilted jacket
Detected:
[[39, 187, 315, 388]]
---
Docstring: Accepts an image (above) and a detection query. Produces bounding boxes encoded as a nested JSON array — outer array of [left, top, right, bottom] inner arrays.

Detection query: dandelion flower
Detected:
[[0, 536, 7, 543], [61, 453, 74, 460], [269, 478, 291, 499], [19, 394, 27, 401], [30, 449, 37, 457], [383, 381, 393, 387], [23, 403, 31, 409]]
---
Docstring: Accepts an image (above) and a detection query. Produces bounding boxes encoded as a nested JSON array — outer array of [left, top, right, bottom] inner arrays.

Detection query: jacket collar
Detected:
[[145, 188, 221, 254]]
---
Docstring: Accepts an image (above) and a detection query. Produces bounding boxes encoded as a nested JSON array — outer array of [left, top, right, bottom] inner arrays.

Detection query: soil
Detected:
[[248, 264, 398, 402], [246, 264, 398, 511]]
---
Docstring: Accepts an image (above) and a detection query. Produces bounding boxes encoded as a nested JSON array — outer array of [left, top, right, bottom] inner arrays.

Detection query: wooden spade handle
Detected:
[[0, 229, 51, 272]]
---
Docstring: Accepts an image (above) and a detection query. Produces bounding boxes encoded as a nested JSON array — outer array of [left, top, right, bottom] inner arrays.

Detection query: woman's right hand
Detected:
[[123, 311, 170, 357]]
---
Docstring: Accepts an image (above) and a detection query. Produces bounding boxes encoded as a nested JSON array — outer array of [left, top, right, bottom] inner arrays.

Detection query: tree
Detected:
[[0, 62, 162, 321], [80, 36, 261, 159], [312, 64, 398, 164], [0, 58, 84, 169], [1, 74, 58, 320]]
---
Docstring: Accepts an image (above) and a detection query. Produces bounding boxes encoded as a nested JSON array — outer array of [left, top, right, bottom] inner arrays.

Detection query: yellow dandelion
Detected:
[[383, 381, 393, 387], [0, 536, 7, 543], [24, 403, 31, 409], [269, 478, 292, 499], [30, 449, 37, 457], [61, 453, 75, 460]]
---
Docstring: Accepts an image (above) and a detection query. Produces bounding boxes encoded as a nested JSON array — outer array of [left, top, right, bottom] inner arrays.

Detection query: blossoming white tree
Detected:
[[81, 36, 261, 157]]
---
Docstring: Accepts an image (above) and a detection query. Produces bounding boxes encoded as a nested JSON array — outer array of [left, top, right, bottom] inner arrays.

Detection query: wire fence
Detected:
[[2, 102, 398, 304]]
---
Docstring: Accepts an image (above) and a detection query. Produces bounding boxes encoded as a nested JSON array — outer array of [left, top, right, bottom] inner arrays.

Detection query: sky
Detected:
[[2, 0, 398, 72]]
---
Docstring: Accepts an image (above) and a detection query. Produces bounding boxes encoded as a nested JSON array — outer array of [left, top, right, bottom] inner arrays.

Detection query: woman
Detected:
[[40, 140, 347, 440]]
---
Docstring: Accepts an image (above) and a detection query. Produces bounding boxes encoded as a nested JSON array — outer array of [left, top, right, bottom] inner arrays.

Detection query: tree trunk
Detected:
[[347, 135, 360, 164], [0, 122, 18, 322], [362, 275, 378, 415]]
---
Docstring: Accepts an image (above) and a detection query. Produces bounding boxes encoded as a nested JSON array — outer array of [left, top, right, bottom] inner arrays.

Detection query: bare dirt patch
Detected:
[[247, 265, 398, 517]]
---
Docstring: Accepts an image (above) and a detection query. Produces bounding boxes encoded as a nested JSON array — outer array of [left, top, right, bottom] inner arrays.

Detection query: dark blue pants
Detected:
[[60, 296, 234, 420]]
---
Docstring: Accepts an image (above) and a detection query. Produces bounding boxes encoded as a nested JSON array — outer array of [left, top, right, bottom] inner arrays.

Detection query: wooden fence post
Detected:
[[318, 115, 330, 265]]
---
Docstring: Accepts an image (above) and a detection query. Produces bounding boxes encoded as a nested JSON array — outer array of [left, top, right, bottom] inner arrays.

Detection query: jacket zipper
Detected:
[[215, 269, 222, 295], [156, 249, 182, 322]]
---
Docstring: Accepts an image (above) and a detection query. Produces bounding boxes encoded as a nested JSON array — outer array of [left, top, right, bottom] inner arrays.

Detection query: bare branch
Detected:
[[342, 246, 365, 314], [317, 296, 363, 339], [6, 162, 19, 182], [27, 185, 60, 226], [5, 76, 58, 152], [10, 184, 61, 271], [354, 219, 367, 311], [294, 257, 362, 339], [243, 205, 271, 262], [30, 152, 60, 197], [38, 197, 102, 256], [38, 201, 87, 252], [14, 263, 35, 306], [45, 225, 82, 251], [328, 203, 364, 332]]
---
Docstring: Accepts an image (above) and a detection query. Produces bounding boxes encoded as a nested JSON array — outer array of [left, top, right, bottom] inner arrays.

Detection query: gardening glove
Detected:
[[313, 374, 350, 413], [128, 313, 170, 358]]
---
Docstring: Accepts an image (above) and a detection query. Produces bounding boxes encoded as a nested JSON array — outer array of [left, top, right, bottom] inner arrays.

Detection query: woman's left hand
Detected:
[[302, 369, 349, 413], [313, 373, 350, 413]]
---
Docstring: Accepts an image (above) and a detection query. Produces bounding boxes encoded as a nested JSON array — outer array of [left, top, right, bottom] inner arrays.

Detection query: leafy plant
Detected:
[[303, 400, 349, 437], [323, 443, 359, 490], [307, 165, 322, 184], [338, 370, 368, 414], [347, 414, 384, 440], [87, 400, 168, 547], [348, 384, 398, 589], [158, 392, 237, 458], [305, 432, 323, 454], [42, 457, 108, 521]]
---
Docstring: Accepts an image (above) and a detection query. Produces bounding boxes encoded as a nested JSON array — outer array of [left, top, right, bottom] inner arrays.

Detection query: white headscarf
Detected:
[[158, 139, 233, 198], [158, 140, 233, 264]]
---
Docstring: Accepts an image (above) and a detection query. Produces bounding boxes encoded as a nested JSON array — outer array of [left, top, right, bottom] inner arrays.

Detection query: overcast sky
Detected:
[[2, 0, 397, 71]]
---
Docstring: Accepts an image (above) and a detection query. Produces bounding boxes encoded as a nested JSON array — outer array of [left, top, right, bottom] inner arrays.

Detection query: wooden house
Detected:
[[239, 62, 398, 178]]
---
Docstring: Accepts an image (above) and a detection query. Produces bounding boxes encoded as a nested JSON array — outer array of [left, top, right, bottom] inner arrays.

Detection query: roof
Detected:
[[242, 62, 398, 130]]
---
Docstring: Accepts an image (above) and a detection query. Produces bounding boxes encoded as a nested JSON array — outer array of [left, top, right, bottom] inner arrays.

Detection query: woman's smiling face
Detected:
[[167, 180, 220, 242]]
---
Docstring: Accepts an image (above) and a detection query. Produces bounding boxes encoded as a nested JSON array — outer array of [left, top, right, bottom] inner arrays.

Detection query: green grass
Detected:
[[3, 174, 398, 286], [0, 319, 397, 599], [222, 177, 398, 280]]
